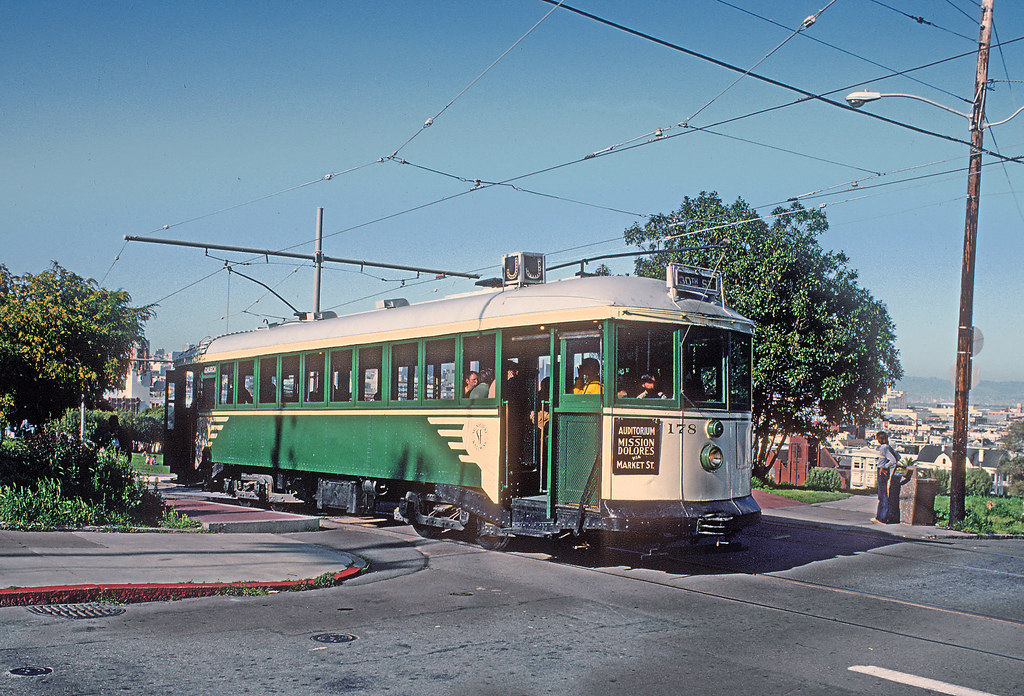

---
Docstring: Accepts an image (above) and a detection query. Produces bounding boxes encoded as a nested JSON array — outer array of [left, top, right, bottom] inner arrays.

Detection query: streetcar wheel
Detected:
[[411, 503, 459, 540], [411, 521, 445, 539], [473, 517, 510, 551]]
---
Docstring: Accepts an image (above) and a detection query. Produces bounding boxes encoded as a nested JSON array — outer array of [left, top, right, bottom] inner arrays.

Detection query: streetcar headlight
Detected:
[[700, 444, 724, 471], [705, 419, 724, 438]]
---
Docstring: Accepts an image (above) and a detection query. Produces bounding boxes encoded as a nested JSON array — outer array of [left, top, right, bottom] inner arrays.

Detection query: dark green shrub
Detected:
[[804, 467, 842, 492], [966, 468, 994, 497], [0, 436, 155, 527]]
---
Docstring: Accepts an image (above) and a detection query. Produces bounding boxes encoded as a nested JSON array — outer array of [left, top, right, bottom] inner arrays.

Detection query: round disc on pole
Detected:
[[972, 327, 984, 356]]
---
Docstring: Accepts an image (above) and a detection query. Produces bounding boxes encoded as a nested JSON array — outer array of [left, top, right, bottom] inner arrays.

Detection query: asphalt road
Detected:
[[2, 519, 1022, 696]]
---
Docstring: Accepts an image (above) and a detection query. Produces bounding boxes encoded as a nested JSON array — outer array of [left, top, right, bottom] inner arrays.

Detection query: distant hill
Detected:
[[898, 377, 1024, 406]]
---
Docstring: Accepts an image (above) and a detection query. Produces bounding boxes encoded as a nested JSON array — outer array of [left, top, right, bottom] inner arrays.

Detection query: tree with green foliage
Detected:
[[0, 263, 153, 427], [998, 421, 1024, 496], [625, 192, 903, 478]]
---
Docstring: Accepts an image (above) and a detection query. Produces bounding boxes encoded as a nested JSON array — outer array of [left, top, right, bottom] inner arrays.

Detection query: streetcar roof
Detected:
[[200, 274, 753, 362]]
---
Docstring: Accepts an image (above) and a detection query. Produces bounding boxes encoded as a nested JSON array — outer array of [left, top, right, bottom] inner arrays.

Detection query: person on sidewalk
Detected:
[[872, 431, 899, 523]]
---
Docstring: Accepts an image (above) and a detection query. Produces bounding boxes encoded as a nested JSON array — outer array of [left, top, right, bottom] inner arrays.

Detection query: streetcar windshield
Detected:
[[681, 327, 751, 411]]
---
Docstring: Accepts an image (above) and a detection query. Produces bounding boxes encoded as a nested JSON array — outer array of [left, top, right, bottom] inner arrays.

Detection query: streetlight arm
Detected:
[[983, 103, 1024, 128], [846, 90, 1024, 129], [846, 91, 972, 119]]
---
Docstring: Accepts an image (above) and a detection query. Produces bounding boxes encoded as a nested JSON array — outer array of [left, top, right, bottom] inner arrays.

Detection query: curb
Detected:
[[0, 564, 366, 608]]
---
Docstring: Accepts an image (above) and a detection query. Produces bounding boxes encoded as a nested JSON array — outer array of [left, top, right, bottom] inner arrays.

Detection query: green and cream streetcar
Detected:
[[164, 255, 760, 548]]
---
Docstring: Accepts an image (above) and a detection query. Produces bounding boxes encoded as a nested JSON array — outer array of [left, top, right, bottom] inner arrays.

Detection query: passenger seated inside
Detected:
[[470, 368, 493, 399], [573, 357, 603, 395], [463, 371, 479, 397], [636, 374, 666, 399]]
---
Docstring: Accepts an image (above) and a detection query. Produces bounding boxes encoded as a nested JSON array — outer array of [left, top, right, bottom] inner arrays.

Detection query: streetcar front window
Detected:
[[681, 327, 726, 409], [615, 325, 674, 400], [729, 332, 752, 411]]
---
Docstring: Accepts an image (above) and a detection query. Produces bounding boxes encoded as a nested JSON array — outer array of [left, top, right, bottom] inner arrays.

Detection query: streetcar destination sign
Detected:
[[613, 418, 661, 475], [667, 263, 721, 301]]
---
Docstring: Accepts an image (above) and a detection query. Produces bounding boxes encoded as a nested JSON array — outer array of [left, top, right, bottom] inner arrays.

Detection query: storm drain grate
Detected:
[[27, 603, 126, 619], [8, 667, 52, 677], [311, 633, 358, 644]]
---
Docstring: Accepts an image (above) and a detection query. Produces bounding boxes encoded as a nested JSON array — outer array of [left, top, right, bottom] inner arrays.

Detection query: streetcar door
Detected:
[[499, 332, 548, 497], [551, 331, 604, 509]]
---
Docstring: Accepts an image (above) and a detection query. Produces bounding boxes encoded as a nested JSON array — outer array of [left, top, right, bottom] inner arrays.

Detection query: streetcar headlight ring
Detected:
[[705, 419, 724, 438], [700, 444, 724, 471]]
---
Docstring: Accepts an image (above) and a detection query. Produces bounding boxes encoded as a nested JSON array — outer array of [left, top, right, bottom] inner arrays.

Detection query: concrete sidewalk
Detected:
[[0, 527, 366, 607], [753, 489, 970, 539]]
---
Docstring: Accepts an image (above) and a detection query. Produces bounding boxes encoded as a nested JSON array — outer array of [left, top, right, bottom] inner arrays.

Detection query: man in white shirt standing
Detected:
[[872, 431, 899, 523]]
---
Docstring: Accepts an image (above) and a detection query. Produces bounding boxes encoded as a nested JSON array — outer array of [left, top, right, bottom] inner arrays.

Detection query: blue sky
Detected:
[[4, 1, 1024, 382]]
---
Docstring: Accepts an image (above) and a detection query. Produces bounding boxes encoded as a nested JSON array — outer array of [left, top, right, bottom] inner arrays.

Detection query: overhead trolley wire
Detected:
[[684, 0, 838, 124], [389, 0, 566, 158], [865, 0, 977, 42], [539, 0, 1024, 165], [715, 0, 971, 105]]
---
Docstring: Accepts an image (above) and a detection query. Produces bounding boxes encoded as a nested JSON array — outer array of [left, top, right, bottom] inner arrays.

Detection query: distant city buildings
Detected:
[[103, 340, 175, 413], [767, 387, 1023, 494]]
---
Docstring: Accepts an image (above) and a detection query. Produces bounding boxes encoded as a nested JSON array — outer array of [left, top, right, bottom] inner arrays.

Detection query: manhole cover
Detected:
[[27, 603, 126, 619], [8, 667, 52, 677], [311, 633, 358, 644]]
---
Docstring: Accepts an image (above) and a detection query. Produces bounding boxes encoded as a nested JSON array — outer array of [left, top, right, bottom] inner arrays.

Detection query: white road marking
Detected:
[[849, 665, 1003, 696]]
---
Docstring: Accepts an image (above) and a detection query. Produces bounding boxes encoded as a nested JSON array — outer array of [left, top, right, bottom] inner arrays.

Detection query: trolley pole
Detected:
[[950, 0, 993, 526], [313, 207, 324, 315]]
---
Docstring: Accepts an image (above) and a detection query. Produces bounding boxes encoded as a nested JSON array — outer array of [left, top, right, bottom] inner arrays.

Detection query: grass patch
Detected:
[[934, 495, 1024, 535], [758, 488, 851, 504], [130, 452, 168, 474], [753, 478, 851, 504]]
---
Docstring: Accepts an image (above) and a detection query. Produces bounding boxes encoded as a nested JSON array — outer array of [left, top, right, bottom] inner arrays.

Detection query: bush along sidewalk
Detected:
[[0, 435, 191, 530]]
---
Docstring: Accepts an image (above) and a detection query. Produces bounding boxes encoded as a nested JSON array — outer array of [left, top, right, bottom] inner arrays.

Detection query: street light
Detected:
[[845, 91, 1024, 127]]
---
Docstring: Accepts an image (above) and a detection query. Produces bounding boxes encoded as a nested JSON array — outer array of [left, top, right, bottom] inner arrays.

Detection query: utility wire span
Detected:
[[539, 0, 1024, 164], [865, 0, 976, 42], [389, 0, 566, 158], [714, 0, 971, 105], [685, 0, 837, 124]]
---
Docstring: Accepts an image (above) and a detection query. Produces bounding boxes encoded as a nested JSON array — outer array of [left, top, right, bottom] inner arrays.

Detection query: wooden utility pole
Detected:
[[950, 0, 993, 525]]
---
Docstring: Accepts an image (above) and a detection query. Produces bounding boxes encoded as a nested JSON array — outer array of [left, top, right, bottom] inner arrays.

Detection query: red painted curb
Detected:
[[0, 566, 364, 608]]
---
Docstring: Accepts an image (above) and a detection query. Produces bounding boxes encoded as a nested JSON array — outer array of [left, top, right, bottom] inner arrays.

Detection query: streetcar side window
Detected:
[[564, 336, 603, 396], [281, 354, 300, 404], [238, 360, 255, 404], [358, 346, 383, 401], [258, 356, 278, 404], [729, 331, 752, 411], [219, 362, 235, 405], [425, 338, 456, 401], [681, 328, 727, 409], [330, 349, 353, 403], [391, 342, 419, 402], [463, 334, 496, 401], [614, 325, 674, 401], [305, 351, 325, 404]]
